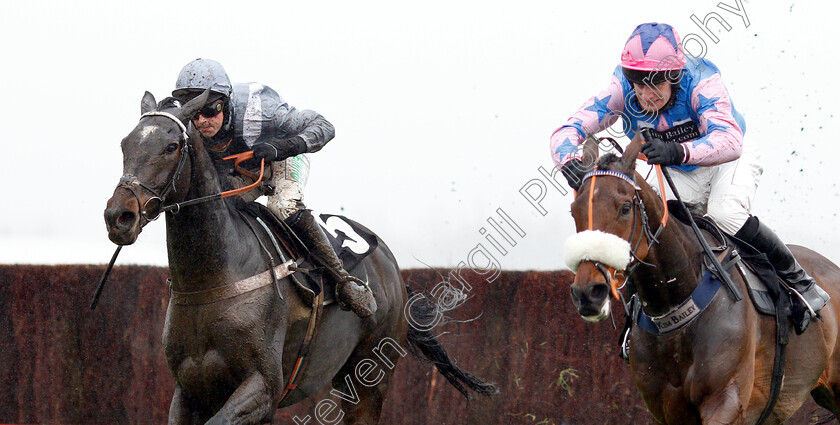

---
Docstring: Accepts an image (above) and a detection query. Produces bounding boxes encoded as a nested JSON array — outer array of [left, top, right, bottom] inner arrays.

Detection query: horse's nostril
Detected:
[[118, 211, 136, 227], [589, 283, 609, 301], [570, 286, 583, 301]]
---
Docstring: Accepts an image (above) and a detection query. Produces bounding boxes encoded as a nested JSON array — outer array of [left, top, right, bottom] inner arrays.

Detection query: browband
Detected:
[[582, 170, 640, 191]]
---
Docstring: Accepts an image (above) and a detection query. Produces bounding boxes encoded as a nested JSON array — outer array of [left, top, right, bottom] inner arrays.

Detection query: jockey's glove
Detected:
[[641, 137, 686, 166], [561, 158, 588, 191], [253, 137, 308, 162]]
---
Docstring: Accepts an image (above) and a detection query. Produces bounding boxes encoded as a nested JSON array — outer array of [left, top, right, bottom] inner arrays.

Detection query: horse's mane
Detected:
[[598, 150, 708, 220]]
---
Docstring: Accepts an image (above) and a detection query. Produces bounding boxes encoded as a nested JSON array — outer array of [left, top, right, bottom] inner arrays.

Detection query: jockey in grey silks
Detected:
[[172, 58, 376, 318]]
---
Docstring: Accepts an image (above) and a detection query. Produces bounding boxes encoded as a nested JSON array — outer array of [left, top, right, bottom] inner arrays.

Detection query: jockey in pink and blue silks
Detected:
[[551, 23, 829, 344]]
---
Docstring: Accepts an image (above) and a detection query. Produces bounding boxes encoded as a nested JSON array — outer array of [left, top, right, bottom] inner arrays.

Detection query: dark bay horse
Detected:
[[103, 91, 495, 424], [564, 136, 840, 424]]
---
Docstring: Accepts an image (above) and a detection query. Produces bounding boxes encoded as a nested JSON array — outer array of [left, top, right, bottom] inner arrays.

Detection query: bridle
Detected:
[[94, 107, 265, 311], [577, 163, 670, 299], [573, 151, 742, 309], [117, 111, 191, 224], [115, 110, 265, 225]]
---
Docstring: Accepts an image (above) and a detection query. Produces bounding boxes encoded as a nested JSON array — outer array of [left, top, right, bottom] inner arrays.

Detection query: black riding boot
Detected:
[[290, 210, 377, 318], [734, 216, 829, 335]]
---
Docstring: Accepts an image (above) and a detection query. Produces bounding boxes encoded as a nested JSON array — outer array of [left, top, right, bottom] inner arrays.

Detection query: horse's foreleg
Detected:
[[810, 385, 840, 422], [169, 385, 207, 425], [205, 373, 274, 425], [697, 384, 746, 425]]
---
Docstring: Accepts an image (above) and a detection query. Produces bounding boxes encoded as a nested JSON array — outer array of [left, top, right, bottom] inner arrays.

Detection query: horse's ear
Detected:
[[581, 134, 600, 170], [176, 89, 211, 123], [620, 133, 644, 175], [141, 91, 156, 115]]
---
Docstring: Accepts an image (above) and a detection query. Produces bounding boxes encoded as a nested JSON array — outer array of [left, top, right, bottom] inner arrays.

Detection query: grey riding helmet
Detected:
[[172, 58, 233, 102]]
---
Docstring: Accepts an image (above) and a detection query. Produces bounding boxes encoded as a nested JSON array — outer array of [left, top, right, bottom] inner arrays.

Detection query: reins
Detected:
[[160, 151, 265, 214], [658, 164, 742, 302], [576, 136, 742, 303], [91, 111, 266, 310]]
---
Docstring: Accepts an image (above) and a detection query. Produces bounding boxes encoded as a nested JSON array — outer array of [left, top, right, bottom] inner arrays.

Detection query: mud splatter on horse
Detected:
[[103, 90, 495, 424]]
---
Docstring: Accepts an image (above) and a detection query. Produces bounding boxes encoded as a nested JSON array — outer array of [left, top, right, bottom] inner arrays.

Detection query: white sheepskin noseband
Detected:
[[563, 230, 631, 272]]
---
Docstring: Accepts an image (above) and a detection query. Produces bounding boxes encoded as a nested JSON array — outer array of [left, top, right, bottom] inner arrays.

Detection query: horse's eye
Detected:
[[620, 202, 632, 216], [165, 143, 178, 154]]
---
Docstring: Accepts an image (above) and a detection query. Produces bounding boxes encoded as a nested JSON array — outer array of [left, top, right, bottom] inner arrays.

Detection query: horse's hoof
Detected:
[[336, 277, 377, 318]]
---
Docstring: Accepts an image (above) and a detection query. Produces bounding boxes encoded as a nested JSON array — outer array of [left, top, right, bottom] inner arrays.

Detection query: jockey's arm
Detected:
[[273, 107, 336, 154], [682, 73, 744, 166], [251, 107, 335, 164], [550, 75, 625, 168]]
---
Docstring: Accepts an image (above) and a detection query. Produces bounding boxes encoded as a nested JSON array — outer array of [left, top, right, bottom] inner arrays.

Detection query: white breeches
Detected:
[[228, 154, 311, 220], [267, 154, 310, 220]]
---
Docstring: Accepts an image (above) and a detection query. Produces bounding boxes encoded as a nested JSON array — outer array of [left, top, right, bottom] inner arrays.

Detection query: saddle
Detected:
[[236, 201, 377, 308], [667, 202, 786, 317]]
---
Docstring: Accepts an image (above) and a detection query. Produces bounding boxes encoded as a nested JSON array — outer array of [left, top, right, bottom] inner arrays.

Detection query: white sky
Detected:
[[2, 0, 839, 270]]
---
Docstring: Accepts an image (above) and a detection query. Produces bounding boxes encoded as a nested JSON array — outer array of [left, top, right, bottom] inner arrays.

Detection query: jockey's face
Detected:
[[633, 80, 672, 113], [192, 100, 225, 139]]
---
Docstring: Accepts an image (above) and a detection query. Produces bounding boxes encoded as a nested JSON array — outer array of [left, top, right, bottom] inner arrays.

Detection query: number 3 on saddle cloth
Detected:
[[237, 202, 379, 307]]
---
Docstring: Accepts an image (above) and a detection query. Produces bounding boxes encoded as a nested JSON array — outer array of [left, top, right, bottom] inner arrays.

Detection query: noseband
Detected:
[[117, 111, 191, 223]]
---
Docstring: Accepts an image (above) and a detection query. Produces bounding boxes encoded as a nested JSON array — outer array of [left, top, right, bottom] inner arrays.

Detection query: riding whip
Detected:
[[90, 245, 122, 310], [640, 128, 742, 302]]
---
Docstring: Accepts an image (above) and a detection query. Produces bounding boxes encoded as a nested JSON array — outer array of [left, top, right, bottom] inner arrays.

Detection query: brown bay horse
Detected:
[[103, 91, 495, 424], [565, 136, 840, 424]]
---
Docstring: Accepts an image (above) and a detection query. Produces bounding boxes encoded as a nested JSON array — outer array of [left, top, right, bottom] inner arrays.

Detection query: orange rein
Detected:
[[575, 153, 670, 300], [219, 151, 266, 199], [647, 161, 669, 229]]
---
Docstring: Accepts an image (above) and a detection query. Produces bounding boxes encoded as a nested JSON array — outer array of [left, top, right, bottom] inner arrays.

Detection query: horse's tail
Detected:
[[404, 286, 498, 400]]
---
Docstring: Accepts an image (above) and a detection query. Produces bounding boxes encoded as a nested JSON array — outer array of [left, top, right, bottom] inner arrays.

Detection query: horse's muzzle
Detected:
[[570, 282, 611, 321], [104, 188, 141, 245]]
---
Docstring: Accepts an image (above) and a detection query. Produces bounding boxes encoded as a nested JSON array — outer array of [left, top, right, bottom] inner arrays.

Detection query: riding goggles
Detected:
[[193, 100, 224, 120]]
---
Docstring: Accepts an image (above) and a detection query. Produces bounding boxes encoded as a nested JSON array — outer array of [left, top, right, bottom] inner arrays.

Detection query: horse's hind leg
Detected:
[[331, 337, 407, 425], [331, 375, 390, 425]]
